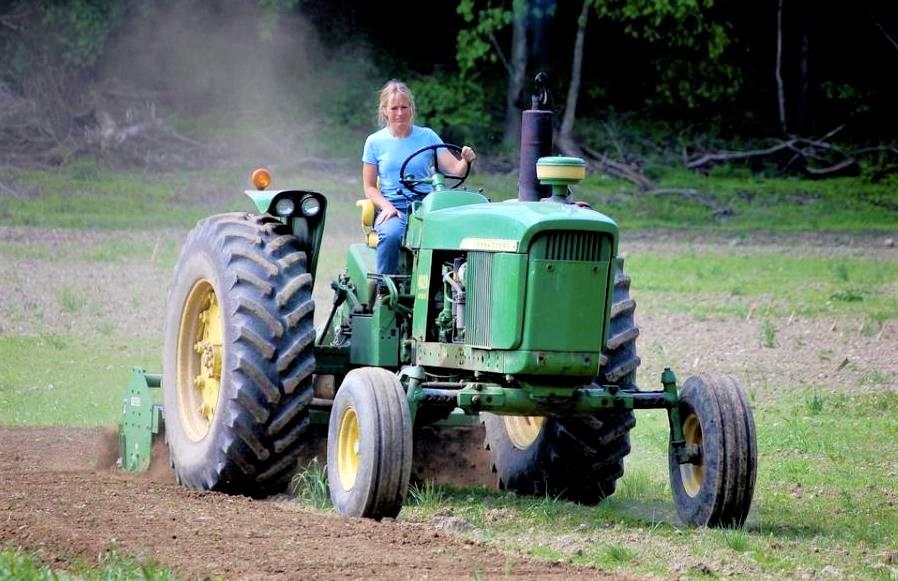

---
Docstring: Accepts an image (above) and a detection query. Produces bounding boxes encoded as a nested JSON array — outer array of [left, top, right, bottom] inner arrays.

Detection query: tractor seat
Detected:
[[356, 199, 378, 248]]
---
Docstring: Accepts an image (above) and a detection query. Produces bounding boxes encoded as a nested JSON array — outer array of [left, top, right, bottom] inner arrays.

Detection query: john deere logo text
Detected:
[[459, 238, 519, 252]]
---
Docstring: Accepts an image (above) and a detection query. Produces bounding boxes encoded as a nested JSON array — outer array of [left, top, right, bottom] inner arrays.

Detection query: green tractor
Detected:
[[119, 81, 756, 527]]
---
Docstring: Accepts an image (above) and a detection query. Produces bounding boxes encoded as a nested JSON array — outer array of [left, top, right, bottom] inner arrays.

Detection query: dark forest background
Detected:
[[1, 0, 896, 179]]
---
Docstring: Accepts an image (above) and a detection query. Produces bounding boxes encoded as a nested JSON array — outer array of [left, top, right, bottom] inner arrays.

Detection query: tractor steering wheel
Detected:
[[399, 143, 471, 196]]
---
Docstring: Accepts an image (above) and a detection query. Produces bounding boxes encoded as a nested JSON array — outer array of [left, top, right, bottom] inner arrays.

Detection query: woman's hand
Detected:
[[437, 145, 477, 176], [376, 203, 403, 225]]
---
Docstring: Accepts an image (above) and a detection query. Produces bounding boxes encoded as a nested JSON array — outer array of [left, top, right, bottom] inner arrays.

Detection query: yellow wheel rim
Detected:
[[504, 416, 545, 449], [176, 280, 223, 442], [679, 413, 704, 497], [337, 408, 360, 491]]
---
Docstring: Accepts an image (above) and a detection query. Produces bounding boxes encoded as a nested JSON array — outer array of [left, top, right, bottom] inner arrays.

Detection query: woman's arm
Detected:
[[437, 145, 476, 176], [363, 162, 402, 224]]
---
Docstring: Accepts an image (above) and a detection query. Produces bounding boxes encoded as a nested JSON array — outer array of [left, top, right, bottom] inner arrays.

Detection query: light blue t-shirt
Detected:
[[362, 125, 443, 205]]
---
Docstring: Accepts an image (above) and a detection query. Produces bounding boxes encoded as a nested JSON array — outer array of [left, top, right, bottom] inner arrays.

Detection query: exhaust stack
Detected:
[[518, 73, 553, 201]]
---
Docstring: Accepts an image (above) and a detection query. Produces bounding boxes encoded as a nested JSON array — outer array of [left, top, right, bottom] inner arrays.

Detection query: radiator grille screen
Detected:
[[539, 231, 605, 262], [465, 251, 493, 347]]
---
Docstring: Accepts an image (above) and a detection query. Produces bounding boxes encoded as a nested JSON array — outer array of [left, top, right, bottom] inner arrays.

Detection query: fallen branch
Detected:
[[686, 140, 796, 169], [804, 157, 858, 176], [686, 127, 861, 177], [575, 143, 655, 191]]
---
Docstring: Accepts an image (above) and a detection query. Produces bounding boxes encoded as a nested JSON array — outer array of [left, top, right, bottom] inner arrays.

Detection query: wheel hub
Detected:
[[337, 408, 360, 491], [504, 416, 545, 449], [177, 281, 223, 441], [679, 413, 704, 497]]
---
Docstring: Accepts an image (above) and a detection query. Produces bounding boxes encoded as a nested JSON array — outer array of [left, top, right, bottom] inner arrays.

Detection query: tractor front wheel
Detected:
[[669, 374, 757, 527], [327, 368, 413, 519], [482, 411, 634, 503], [482, 257, 638, 503]]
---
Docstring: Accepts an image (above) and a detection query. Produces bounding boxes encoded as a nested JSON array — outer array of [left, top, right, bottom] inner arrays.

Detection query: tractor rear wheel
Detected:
[[483, 257, 639, 503], [669, 374, 757, 527], [162, 213, 316, 496], [327, 367, 413, 519]]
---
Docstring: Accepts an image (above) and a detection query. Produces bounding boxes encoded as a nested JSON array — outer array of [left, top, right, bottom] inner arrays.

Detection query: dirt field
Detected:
[[0, 427, 628, 579], [1, 223, 896, 578]]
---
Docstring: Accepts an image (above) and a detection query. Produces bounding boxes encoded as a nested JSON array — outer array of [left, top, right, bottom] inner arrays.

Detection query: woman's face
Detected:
[[384, 93, 411, 135]]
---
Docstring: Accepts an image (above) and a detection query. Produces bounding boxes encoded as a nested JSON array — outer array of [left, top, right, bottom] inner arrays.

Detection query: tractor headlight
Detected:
[[274, 198, 296, 217], [300, 195, 321, 217]]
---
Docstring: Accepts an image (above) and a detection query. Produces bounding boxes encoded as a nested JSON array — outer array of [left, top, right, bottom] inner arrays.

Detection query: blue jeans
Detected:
[[374, 206, 408, 274]]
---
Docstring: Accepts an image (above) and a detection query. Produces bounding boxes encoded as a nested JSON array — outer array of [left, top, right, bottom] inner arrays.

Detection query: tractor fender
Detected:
[[244, 189, 328, 278]]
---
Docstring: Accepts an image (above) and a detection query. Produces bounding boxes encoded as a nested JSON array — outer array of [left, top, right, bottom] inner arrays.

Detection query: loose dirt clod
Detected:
[[94, 427, 120, 470], [147, 436, 175, 483]]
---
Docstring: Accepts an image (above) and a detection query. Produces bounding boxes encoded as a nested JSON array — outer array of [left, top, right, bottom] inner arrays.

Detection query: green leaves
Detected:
[[456, 2, 514, 75], [454, 0, 739, 110], [590, 0, 739, 108]]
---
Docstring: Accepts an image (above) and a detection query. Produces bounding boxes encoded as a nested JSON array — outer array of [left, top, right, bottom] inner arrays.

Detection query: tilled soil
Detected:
[[0, 427, 624, 580]]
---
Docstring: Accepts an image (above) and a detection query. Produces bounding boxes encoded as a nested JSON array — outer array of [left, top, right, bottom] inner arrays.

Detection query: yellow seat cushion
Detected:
[[356, 199, 375, 227], [356, 199, 377, 247]]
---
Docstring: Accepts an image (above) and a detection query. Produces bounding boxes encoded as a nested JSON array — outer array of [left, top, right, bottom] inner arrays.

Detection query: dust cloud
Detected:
[[97, 1, 373, 170]]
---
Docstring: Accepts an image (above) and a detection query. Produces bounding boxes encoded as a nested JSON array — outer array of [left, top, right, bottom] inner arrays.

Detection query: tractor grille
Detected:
[[465, 251, 493, 347], [537, 231, 605, 262]]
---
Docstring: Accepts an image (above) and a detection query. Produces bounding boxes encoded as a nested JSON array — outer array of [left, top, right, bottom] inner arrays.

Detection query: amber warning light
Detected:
[[251, 168, 271, 190]]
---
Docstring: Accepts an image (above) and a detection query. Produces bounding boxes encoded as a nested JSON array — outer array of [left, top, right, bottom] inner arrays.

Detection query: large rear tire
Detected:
[[327, 368, 413, 519], [669, 374, 757, 527], [483, 257, 639, 503], [162, 213, 316, 496]]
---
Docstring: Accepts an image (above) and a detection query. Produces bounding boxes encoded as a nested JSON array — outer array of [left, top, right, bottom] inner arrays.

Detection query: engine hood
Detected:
[[415, 200, 619, 252]]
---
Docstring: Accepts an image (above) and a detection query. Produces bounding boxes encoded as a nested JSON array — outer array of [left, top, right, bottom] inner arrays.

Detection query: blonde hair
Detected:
[[377, 79, 416, 127]]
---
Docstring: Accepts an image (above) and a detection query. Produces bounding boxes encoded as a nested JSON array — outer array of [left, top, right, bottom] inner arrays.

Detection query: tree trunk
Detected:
[[795, 0, 813, 135], [504, 0, 529, 147], [559, 0, 590, 149], [775, 0, 788, 134]]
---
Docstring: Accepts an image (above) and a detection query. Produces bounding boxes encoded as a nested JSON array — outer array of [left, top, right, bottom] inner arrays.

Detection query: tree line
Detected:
[[1, 0, 896, 174]]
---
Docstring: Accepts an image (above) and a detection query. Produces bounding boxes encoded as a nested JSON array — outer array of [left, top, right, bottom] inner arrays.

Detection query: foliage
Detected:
[[0, 0, 124, 87], [454, 0, 740, 112], [591, 0, 741, 108], [0, 549, 58, 580], [412, 73, 498, 144], [302, 51, 384, 133], [455, 0, 515, 75], [0, 547, 174, 580], [408, 480, 447, 508], [289, 458, 331, 509]]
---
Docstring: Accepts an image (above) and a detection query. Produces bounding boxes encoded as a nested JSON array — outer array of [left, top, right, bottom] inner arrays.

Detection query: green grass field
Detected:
[[1, 161, 896, 578], [3, 159, 898, 232]]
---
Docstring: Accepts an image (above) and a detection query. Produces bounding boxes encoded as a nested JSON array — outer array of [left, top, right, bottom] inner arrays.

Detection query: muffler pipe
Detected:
[[518, 73, 553, 201]]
